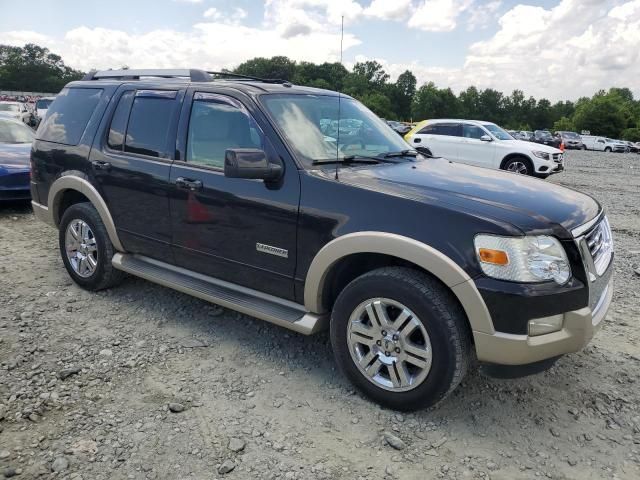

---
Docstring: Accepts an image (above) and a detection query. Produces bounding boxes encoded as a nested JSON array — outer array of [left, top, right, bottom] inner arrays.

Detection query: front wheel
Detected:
[[330, 267, 472, 411], [604, 147, 612, 152], [503, 156, 534, 176]]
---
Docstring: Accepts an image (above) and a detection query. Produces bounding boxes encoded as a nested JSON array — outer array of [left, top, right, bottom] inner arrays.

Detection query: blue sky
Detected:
[[1, 0, 638, 100]]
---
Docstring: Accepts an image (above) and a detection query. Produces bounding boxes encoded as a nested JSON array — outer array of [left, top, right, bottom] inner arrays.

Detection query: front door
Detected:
[[89, 87, 184, 261], [168, 90, 300, 300], [458, 123, 496, 168]]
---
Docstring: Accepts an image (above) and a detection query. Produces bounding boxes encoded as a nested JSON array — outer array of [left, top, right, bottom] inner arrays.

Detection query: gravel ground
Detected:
[[1, 150, 639, 480]]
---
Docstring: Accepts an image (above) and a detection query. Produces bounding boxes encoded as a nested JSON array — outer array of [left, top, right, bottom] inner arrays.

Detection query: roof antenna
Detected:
[[335, 15, 344, 181]]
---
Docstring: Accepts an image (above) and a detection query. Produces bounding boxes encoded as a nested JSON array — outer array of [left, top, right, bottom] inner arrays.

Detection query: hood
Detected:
[[0, 142, 31, 167], [328, 158, 599, 238], [503, 139, 561, 153]]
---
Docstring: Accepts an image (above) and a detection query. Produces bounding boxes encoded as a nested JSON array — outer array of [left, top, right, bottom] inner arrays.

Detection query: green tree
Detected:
[[412, 82, 459, 119], [392, 70, 417, 120], [0, 43, 83, 92], [553, 116, 576, 132], [235, 56, 297, 80], [573, 95, 627, 138], [621, 128, 640, 142]]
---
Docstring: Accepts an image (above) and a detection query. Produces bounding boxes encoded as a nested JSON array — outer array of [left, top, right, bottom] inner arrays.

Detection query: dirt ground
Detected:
[[1, 150, 639, 480]]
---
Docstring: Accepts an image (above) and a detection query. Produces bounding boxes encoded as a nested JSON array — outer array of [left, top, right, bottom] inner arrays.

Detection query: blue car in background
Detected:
[[0, 118, 34, 201]]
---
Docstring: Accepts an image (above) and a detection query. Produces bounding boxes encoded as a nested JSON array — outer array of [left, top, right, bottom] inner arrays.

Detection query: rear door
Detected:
[[167, 89, 300, 300], [458, 123, 496, 168], [89, 87, 184, 260], [409, 122, 461, 160]]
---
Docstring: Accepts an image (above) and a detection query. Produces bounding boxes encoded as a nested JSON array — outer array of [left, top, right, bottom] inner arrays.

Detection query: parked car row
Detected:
[[404, 119, 564, 178], [0, 95, 56, 129]]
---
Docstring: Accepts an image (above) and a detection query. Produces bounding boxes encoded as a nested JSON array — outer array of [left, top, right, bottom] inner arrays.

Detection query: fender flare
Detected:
[[48, 175, 126, 252], [303, 231, 495, 335]]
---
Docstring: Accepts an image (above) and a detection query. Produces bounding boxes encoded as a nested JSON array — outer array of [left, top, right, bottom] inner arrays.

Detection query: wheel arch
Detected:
[[304, 232, 494, 335], [499, 152, 533, 170], [48, 174, 125, 252]]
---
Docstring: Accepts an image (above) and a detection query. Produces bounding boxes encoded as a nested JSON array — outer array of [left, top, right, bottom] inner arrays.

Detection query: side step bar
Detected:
[[112, 253, 327, 335]]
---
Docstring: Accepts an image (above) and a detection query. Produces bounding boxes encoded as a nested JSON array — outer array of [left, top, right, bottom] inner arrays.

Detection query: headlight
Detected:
[[474, 235, 571, 284], [532, 151, 550, 160]]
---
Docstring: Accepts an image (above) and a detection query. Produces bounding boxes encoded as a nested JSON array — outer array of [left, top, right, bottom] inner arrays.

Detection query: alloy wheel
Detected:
[[65, 219, 98, 278], [347, 298, 432, 392], [507, 161, 528, 175]]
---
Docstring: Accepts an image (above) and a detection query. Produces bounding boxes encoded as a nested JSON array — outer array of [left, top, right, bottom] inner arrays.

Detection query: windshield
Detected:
[[261, 94, 412, 167], [561, 132, 580, 139], [0, 104, 20, 112], [36, 99, 53, 109], [0, 120, 35, 143], [482, 123, 513, 140]]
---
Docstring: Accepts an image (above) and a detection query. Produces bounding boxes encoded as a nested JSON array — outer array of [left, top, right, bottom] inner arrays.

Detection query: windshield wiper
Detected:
[[312, 155, 393, 166], [383, 149, 418, 159]]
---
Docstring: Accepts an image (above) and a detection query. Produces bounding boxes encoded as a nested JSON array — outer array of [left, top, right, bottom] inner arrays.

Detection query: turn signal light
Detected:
[[478, 248, 509, 265]]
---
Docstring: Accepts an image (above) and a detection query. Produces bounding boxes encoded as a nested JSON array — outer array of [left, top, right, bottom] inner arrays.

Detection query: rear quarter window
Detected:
[[37, 88, 103, 145]]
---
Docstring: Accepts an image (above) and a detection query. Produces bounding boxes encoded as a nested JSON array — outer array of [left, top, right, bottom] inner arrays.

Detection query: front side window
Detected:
[[37, 88, 103, 145], [261, 94, 411, 167], [483, 123, 513, 140], [463, 124, 486, 139], [186, 93, 264, 169], [124, 91, 178, 158]]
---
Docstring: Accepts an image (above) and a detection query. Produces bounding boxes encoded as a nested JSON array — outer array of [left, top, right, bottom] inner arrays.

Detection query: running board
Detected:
[[111, 253, 326, 335]]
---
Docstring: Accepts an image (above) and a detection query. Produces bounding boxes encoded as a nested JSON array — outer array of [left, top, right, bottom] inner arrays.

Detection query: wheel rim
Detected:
[[507, 161, 528, 175], [347, 298, 432, 392], [65, 219, 98, 278]]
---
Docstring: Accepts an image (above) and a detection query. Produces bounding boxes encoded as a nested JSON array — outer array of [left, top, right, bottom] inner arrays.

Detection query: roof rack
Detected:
[[82, 69, 212, 82], [81, 69, 291, 85], [207, 71, 291, 85]]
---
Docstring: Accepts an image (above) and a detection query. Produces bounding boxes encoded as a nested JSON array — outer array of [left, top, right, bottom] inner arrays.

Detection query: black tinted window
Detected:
[[124, 92, 177, 158], [187, 94, 264, 169], [424, 123, 460, 136], [107, 91, 134, 151], [38, 88, 103, 145]]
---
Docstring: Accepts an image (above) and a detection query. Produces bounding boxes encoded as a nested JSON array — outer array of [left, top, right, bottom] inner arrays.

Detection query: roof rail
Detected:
[[82, 69, 212, 82], [207, 71, 291, 85]]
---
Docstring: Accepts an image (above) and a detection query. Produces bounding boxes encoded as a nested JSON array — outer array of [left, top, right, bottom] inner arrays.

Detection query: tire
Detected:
[[582, 145, 587, 150], [58, 202, 125, 291], [330, 267, 472, 411], [503, 156, 534, 176], [604, 147, 612, 152]]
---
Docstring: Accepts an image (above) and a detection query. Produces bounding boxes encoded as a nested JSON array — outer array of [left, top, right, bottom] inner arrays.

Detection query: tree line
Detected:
[[2, 45, 639, 141]]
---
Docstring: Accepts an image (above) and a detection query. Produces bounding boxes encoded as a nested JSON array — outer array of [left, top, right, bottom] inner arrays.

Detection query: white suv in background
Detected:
[[405, 119, 564, 178]]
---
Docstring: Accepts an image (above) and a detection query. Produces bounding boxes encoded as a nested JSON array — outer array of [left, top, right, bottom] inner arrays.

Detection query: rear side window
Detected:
[[107, 91, 134, 151], [38, 88, 103, 145], [462, 124, 486, 139], [419, 123, 460, 136], [124, 91, 178, 158]]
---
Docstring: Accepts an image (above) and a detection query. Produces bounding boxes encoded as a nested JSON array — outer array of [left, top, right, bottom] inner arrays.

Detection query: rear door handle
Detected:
[[175, 177, 203, 191], [91, 161, 111, 171]]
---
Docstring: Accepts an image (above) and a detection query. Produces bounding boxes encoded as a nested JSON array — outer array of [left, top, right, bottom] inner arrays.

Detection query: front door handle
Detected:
[[175, 177, 203, 191], [92, 161, 112, 171]]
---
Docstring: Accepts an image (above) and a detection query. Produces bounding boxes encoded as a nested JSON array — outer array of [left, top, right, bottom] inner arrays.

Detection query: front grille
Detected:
[[552, 153, 563, 163], [584, 217, 613, 276]]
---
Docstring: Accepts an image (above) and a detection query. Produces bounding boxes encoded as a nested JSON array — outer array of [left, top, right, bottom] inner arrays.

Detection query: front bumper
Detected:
[[473, 278, 612, 365]]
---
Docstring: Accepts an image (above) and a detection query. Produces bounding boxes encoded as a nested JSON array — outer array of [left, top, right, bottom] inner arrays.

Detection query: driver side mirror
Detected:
[[480, 135, 492, 142], [224, 149, 283, 182]]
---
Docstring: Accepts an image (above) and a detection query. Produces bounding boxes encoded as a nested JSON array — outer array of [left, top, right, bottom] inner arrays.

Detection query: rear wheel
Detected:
[[330, 267, 472, 411], [503, 156, 534, 176], [604, 147, 612, 152], [59, 202, 125, 291]]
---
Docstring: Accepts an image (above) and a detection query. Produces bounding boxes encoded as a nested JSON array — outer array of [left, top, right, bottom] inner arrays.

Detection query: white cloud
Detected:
[[364, 0, 412, 21], [0, 22, 360, 72], [173, 0, 203, 3], [0, 0, 638, 102], [408, 0, 474, 32], [466, 0, 502, 30], [203, 7, 247, 24], [203, 7, 222, 20]]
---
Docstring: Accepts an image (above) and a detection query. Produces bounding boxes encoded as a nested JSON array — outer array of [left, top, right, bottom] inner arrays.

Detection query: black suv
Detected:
[[31, 69, 614, 410]]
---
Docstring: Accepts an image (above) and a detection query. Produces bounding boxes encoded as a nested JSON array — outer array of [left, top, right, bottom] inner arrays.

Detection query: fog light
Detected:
[[528, 314, 564, 336]]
